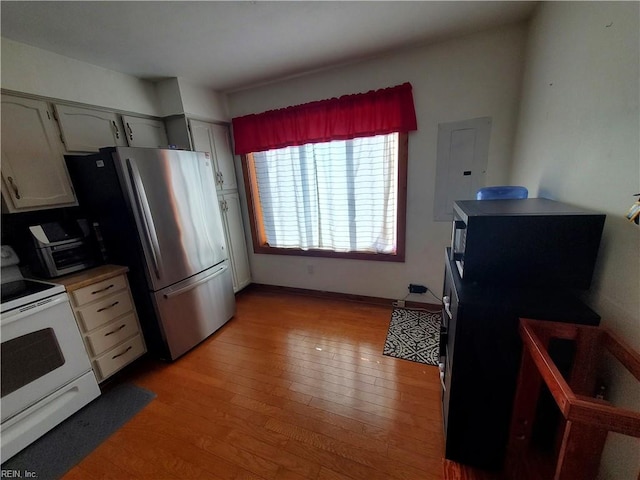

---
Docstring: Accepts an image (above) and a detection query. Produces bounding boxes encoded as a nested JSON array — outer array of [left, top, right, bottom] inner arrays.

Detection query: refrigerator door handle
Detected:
[[127, 158, 163, 280], [163, 264, 228, 299]]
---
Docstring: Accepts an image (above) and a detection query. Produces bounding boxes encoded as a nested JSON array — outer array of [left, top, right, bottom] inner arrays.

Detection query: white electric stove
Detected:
[[0, 245, 100, 462]]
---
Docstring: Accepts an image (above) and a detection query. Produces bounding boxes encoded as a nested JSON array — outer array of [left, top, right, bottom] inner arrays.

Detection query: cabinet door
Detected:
[[220, 192, 251, 292], [210, 123, 237, 191], [1, 95, 77, 211], [189, 120, 237, 191], [54, 104, 127, 152], [189, 119, 221, 190], [121, 115, 168, 148]]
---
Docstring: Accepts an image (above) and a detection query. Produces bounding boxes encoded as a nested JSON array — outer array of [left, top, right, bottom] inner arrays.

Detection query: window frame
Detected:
[[240, 132, 408, 262]]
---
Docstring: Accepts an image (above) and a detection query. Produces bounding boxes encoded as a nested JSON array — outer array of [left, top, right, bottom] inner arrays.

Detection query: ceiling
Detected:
[[1, 1, 537, 93]]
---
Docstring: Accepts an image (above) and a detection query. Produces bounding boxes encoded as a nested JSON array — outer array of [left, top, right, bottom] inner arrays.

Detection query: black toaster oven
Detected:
[[28, 220, 98, 277]]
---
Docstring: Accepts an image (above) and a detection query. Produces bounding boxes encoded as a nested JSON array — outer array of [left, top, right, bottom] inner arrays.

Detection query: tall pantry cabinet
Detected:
[[186, 119, 251, 292]]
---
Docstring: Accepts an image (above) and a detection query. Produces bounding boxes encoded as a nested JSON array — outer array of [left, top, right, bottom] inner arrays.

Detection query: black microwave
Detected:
[[450, 198, 605, 289]]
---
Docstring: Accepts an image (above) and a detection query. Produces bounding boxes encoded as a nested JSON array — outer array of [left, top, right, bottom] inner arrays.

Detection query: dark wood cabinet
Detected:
[[440, 248, 600, 470]]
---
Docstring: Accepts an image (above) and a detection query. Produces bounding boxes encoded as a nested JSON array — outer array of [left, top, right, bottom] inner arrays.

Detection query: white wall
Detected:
[[155, 76, 230, 121], [156, 77, 184, 117], [1, 37, 161, 116], [509, 3, 639, 478], [177, 78, 229, 121], [227, 22, 527, 300], [1, 39, 229, 122]]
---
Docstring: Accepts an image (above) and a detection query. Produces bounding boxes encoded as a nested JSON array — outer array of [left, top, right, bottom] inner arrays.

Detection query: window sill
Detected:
[[253, 245, 405, 263]]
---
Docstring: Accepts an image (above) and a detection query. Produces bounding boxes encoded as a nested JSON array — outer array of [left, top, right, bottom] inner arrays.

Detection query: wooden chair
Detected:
[[506, 318, 640, 480]]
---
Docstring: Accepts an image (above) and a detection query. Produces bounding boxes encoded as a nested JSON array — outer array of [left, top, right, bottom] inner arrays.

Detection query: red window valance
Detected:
[[231, 82, 417, 155]]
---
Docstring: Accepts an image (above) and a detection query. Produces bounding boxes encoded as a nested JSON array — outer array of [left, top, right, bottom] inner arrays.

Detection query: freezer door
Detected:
[[153, 262, 235, 360], [115, 148, 227, 291]]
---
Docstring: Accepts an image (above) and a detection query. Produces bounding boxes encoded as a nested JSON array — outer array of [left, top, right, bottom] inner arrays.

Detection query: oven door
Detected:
[[1, 293, 92, 423]]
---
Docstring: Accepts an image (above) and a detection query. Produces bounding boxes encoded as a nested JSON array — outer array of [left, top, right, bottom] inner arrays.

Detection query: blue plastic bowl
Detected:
[[476, 186, 529, 200]]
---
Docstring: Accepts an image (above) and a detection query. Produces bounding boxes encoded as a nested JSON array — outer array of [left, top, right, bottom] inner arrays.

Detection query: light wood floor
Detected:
[[63, 288, 481, 480]]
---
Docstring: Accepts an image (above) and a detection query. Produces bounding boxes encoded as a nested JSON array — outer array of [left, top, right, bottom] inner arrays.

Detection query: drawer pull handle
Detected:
[[91, 284, 115, 295], [104, 324, 126, 337], [97, 301, 119, 312], [112, 346, 132, 359]]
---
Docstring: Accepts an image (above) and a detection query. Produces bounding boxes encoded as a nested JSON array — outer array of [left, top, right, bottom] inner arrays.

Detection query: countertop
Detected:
[[53, 264, 129, 292]]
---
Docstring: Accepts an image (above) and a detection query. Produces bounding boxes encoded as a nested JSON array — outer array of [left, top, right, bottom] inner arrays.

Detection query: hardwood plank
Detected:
[[443, 459, 503, 480], [226, 430, 321, 479], [235, 394, 389, 455], [264, 417, 440, 480], [69, 454, 136, 480], [274, 468, 314, 480], [316, 467, 356, 480], [90, 440, 179, 480], [62, 466, 99, 480], [61, 288, 490, 480]]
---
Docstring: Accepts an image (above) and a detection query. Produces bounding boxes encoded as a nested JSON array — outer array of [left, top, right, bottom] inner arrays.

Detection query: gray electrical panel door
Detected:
[[434, 117, 491, 221]]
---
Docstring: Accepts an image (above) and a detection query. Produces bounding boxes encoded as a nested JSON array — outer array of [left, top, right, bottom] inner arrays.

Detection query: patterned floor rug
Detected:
[[383, 307, 441, 366]]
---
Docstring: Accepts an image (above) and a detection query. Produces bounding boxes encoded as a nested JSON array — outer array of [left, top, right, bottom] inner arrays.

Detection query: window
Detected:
[[232, 82, 416, 262], [242, 132, 408, 261]]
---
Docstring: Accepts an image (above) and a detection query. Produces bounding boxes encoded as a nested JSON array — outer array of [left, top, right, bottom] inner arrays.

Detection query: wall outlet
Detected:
[[408, 284, 428, 294]]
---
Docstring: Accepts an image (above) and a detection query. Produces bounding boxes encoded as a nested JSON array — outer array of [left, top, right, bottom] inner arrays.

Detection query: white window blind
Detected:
[[252, 133, 398, 254]]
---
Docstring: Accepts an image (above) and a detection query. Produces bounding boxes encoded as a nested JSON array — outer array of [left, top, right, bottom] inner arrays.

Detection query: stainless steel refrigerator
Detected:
[[66, 147, 236, 360]]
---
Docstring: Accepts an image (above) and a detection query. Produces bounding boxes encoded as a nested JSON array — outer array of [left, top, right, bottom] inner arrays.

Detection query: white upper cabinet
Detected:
[[189, 119, 237, 192], [121, 115, 169, 148], [54, 104, 128, 152], [210, 123, 237, 192], [1, 95, 77, 212]]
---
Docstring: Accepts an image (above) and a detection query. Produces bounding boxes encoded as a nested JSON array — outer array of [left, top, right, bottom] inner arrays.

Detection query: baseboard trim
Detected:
[[243, 283, 440, 310]]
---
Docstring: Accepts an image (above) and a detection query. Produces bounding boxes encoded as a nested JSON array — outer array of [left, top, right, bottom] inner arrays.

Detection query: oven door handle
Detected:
[[1, 294, 68, 325]]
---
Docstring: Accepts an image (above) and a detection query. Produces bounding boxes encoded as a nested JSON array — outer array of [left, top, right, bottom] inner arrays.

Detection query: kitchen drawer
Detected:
[[85, 312, 139, 357], [76, 290, 133, 332], [71, 274, 128, 307], [93, 334, 145, 382]]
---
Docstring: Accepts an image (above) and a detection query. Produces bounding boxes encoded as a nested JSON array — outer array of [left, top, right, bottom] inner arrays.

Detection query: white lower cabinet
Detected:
[[57, 266, 146, 383], [219, 192, 251, 292], [93, 335, 146, 381]]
